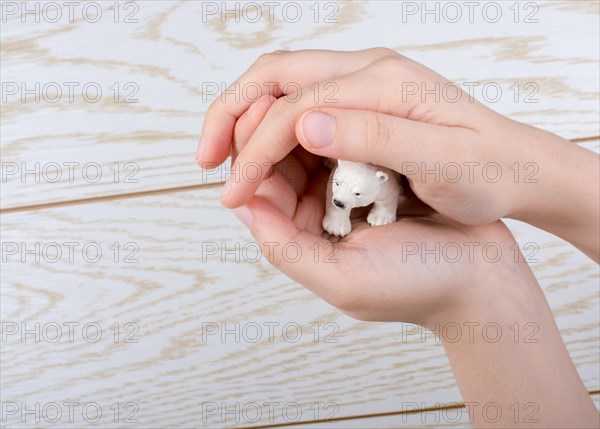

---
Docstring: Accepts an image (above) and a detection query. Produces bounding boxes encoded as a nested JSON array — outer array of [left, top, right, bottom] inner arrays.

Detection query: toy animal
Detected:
[[322, 160, 403, 237]]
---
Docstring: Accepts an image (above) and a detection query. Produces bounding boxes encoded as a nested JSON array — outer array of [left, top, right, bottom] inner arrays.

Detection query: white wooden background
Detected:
[[1, 1, 598, 428]]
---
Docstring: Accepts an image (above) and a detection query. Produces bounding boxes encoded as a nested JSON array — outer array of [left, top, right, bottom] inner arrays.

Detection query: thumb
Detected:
[[295, 108, 463, 175], [231, 197, 348, 306]]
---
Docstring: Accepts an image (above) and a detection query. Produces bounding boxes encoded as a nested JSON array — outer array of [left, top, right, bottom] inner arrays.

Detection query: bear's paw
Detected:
[[322, 214, 352, 237], [367, 210, 396, 227]]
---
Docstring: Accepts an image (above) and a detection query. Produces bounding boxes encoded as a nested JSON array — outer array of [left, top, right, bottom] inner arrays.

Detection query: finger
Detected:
[[218, 81, 365, 207], [252, 164, 326, 232], [295, 108, 475, 179], [232, 197, 350, 307], [199, 48, 397, 168], [291, 146, 323, 177], [245, 157, 327, 230], [273, 153, 309, 196], [291, 166, 330, 236], [233, 96, 314, 195], [221, 56, 434, 207], [254, 168, 298, 219], [232, 95, 276, 159]]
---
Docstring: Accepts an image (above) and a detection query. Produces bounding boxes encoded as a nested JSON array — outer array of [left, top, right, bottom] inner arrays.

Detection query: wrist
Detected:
[[435, 252, 597, 427], [505, 123, 599, 261]]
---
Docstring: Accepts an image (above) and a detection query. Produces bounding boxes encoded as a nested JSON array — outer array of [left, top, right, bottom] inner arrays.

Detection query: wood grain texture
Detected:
[[2, 142, 598, 427], [1, 0, 599, 209]]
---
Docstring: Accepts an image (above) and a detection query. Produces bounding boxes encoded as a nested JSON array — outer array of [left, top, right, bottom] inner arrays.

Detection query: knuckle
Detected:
[[368, 47, 398, 58], [369, 55, 405, 74], [255, 52, 273, 64], [256, 50, 288, 65], [268, 96, 296, 119], [364, 112, 392, 156]]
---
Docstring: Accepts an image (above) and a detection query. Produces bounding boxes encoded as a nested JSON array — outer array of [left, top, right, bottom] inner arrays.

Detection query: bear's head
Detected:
[[330, 160, 389, 210]]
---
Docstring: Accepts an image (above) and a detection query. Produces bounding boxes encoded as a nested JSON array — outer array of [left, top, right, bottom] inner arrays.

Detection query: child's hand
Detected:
[[199, 49, 598, 260], [228, 90, 516, 323]]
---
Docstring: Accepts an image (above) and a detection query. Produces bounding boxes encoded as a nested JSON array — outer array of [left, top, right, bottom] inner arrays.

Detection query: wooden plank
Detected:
[[2, 142, 598, 427], [2, 1, 599, 209]]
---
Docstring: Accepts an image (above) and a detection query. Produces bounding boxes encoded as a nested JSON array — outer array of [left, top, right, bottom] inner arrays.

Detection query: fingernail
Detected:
[[195, 135, 206, 164], [220, 177, 233, 201], [232, 205, 254, 228], [248, 95, 266, 114], [301, 111, 335, 148]]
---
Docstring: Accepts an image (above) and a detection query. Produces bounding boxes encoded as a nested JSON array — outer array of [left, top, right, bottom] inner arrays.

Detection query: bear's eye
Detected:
[[355, 192, 361, 196], [334, 181, 339, 187]]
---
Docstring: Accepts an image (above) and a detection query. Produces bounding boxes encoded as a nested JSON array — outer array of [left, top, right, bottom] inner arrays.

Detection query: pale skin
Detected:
[[197, 49, 600, 427]]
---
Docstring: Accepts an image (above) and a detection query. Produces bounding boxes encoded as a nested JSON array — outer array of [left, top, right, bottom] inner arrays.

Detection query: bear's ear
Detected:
[[376, 171, 389, 183]]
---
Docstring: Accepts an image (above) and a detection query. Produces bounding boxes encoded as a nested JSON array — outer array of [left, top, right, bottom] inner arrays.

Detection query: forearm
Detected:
[[437, 262, 598, 428], [507, 123, 600, 262]]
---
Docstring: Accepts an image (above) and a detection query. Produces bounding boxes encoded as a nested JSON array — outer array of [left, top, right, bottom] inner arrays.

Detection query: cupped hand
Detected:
[[198, 48, 558, 226], [228, 90, 526, 325]]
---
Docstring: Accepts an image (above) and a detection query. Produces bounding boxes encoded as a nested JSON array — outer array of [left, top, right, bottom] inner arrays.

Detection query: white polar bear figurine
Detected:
[[322, 160, 403, 237]]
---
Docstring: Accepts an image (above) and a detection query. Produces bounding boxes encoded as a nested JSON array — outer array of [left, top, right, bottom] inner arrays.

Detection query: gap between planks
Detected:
[[0, 182, 224, 214], [245, 390, 600, 429], [1, 136, 598, 215]]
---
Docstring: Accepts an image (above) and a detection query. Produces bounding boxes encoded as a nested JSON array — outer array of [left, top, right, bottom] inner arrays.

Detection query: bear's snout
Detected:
[[333, 199, 346, 209]]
